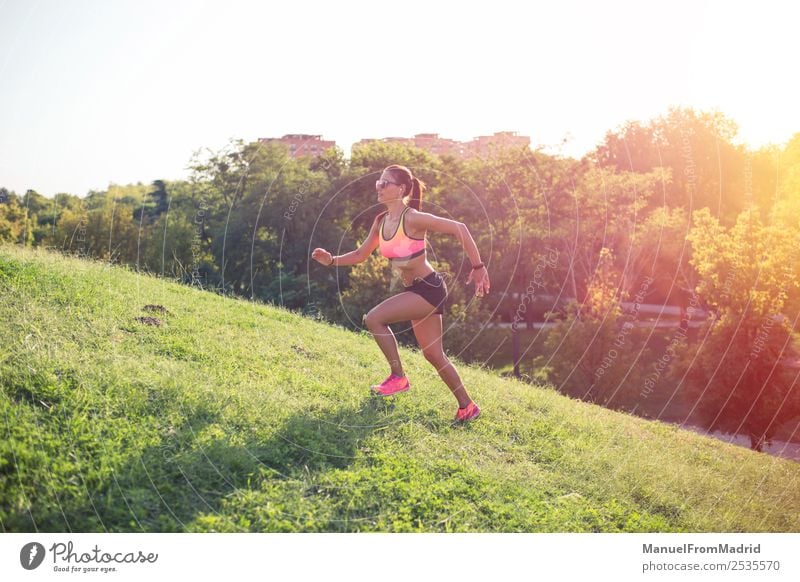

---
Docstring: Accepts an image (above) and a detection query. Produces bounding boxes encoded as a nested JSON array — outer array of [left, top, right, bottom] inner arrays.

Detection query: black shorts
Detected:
[[402, 271, 448, 315]]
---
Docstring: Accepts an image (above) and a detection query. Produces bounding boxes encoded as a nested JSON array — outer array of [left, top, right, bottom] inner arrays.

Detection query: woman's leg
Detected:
[[410, 314, 473, 408], [364, 292, 440, 377]]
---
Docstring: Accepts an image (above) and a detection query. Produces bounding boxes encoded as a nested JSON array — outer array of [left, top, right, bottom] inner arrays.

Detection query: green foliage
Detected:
[[188, 139, 338, 297], [557, 165, 664, 301], [340, 253, 393, 327], [594, 107, 751, 223], [673, 311, 799, 450], [0, 197, 34, 245], [22, 190, 50, 216], [673, 208, 800, 449], [534, 248, 652, 409], [689, 208, 800, 316], [142, 210, 202, 279], [349, 141, 440, 178]]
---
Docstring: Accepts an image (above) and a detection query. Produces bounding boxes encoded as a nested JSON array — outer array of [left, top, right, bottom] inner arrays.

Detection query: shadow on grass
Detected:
[[3, 354, 445, 532], [107, 396, 398, 531]]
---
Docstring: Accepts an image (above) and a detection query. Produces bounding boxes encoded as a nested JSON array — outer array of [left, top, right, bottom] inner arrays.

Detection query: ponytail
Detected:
[[384, 164, 425, 211], [409, 176, 426, 211]]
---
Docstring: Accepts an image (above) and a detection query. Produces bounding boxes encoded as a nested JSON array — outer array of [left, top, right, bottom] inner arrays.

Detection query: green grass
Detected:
[[1, 243, 799, 532]]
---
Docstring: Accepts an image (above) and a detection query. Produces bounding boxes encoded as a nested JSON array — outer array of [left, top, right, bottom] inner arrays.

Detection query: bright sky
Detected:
[[1, 0, 798, 197]]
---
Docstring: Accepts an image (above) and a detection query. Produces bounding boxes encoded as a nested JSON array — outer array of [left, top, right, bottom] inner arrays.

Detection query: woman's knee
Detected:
[[364, 310, 383, 330], [422, 348, 447, 366]]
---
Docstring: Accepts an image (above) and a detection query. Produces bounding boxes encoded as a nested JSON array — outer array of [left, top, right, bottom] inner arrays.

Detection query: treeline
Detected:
[[3, 107, 800, 450]]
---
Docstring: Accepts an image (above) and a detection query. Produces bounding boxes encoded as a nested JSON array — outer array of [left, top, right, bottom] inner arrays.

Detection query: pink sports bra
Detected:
[[378, 206, 426, 260]]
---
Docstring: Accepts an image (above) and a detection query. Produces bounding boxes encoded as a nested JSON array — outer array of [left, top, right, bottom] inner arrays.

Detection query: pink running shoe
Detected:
[[454, 401, 481, 423], [370, 373, 410, 396]]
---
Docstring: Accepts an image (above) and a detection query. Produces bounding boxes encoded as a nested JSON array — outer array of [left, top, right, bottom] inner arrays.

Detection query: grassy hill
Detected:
[[1, 244, 799, 532]]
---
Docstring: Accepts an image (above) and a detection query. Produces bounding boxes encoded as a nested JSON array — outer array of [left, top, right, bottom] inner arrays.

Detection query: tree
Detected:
[[189, 139, 339, 300], [534, 248, 652, 410], [133, 180, 170, 223], [627, 204, 699, 319], [22, 190, 50, 216], [0, 197, 33, 245], [438, 148, 573, 330], [594, 107, 749, 223], [676, 208, 800, 450], [0, 187, 13, 204], [49, 192, 139, 262], [552, 165, 662, 303], [142, 210, 201, 279]]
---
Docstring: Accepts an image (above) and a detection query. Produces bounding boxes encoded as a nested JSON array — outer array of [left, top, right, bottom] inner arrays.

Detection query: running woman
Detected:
[[312, 164, 490, 423]]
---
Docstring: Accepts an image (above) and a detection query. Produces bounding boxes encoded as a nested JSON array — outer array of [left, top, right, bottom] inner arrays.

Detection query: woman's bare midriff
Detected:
[[391, 254, 435, 287]]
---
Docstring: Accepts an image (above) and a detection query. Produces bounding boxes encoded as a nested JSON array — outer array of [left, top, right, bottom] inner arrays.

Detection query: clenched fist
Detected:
[[311, 248, 333, 266]]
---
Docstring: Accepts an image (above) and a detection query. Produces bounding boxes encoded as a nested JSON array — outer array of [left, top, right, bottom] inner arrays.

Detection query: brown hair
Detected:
[[384, 164, 426, 211]]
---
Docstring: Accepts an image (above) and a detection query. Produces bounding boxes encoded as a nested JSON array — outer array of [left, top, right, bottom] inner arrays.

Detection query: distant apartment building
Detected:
[[410, 133, 464, 156], [356, 133, 461, 155], [258, 134, 336, 158], [353, 131, 529, 158]]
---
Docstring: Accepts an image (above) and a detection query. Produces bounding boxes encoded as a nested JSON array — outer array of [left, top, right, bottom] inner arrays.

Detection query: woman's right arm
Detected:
[[327, 250, 361, 266], [312, 214, 383, 267]]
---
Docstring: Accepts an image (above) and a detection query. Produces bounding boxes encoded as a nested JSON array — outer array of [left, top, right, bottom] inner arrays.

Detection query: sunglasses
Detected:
[[376, 178, 402, 189]]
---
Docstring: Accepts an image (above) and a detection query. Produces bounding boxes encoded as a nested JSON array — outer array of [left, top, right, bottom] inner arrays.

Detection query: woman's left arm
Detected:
[[408, 211, 490, 295]]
